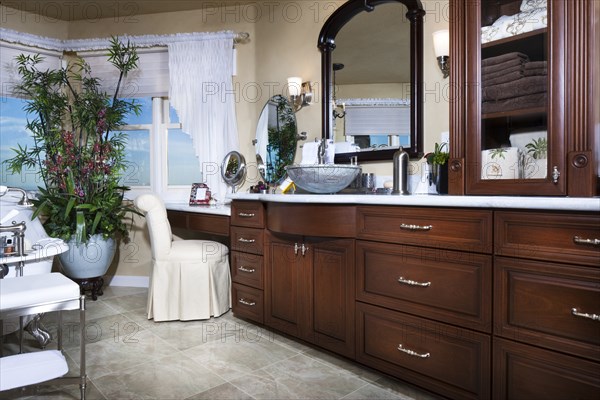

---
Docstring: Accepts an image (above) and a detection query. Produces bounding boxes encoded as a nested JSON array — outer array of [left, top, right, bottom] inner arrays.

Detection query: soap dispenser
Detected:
[[392, 147, 410, 195]]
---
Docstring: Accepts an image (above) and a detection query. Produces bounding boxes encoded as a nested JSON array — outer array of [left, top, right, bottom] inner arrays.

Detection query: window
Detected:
[[0, 96, 44, 190]]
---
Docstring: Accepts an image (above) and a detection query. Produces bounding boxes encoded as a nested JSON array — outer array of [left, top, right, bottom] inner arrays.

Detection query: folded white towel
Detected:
[[481, 147, 522, 180], [325, 140, 335, 164], [301, 142, 319, 165]]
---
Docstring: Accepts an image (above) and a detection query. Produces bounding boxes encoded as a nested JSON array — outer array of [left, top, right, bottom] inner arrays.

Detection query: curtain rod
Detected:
[[0, 28, 250, 52]]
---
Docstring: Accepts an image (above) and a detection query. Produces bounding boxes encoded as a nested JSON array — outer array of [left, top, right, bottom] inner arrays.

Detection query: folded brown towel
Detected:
[[481, 52, 529, 67], [482, 58, 528, 75], [483, 70, 524, 87], [482, 64, 524, 81], [523, 61, 548, 76], [482, 76, 547, 102], [482, 92, 547, 114]]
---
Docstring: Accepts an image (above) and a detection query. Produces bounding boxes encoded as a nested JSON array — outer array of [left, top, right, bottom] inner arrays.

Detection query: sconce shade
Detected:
[[287, 77, 302, 97], [432, 29, 449, 58]]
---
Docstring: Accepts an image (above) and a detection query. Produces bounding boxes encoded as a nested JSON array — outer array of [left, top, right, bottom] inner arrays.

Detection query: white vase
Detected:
[[59, 234, 116, 279]]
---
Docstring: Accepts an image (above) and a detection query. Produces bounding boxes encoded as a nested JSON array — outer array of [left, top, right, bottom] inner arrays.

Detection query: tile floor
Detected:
[[1, 286, 442, 400]]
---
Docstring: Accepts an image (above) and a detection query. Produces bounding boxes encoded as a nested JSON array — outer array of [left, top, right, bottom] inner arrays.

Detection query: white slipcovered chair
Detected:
[[134, 193, 231, 321]]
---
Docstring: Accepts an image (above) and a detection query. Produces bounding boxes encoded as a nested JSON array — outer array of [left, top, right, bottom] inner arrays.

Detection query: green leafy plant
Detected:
[[525, 137, 548, 159], [490, 148, 507, 159], [425, 142, 449, 165], [3, 37, 142, 244]]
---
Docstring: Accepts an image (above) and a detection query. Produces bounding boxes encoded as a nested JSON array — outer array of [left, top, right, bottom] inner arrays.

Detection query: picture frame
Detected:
[[189, 183, 211, 205]]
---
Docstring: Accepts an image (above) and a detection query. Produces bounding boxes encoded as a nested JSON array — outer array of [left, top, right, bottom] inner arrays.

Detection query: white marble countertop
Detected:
[[165, 202, 231, 216], [228, 193, 600, 212]]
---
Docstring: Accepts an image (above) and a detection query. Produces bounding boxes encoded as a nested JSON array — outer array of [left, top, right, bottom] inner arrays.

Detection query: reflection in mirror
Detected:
[[221, 151, 246, 193], [254, 95, 298, 185], [318, 0, 424, 162]]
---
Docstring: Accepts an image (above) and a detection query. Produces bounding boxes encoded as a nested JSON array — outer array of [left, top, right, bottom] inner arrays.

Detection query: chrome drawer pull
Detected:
[[238, 298, 256, 306], [397, 344, 430, 358], [571, 308, 600, 322], [400, 223, 433, 231], [238, 212, 255, 218], [238, 238, 256, 243], [573, 236, 600, 246], [238, 266, 256, 273], [398, 276, 431, 287]]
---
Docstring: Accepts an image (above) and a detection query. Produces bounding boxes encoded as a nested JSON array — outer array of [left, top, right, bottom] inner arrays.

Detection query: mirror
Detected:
[[221, 151, 246, 193], [318, 0, 425, 162], [254, 95, 298, 185]]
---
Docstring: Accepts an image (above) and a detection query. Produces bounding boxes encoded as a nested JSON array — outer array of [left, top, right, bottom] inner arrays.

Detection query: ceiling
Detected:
[[2, 1, 253, 21]]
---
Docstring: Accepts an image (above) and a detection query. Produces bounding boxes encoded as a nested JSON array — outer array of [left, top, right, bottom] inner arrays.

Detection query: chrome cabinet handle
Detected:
[[238, 266, 255, 273], [573, 236, 600, 246], [398, 276, 431, 287], [397, 344, 430, 358], [294, 243, 299, 255], [238, 298, 256, 306], [238, 238, 256, 243], [238, 212, 255, 218], [400, 223, 433, 231], [302, 244, 308, 256], [571, 308, 600, 322]]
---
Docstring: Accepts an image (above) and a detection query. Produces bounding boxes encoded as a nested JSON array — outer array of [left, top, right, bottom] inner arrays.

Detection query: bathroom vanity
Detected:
[[227, 194, 599, 400]]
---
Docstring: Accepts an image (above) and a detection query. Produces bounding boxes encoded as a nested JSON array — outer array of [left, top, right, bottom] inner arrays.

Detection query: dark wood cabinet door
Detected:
[[264, 232, 304, 337], [309, 237, 355, 358]]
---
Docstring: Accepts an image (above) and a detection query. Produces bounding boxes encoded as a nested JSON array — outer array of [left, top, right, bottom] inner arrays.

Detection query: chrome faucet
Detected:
[[0, 186, 33, 206], [317, 138, 328, 164]]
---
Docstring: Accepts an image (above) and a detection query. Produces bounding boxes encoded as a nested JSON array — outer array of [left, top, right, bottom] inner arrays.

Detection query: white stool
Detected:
[[0, 273, 86, 399]]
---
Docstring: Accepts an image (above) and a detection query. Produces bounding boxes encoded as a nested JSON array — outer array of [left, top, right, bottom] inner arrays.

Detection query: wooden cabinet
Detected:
[[493, 210, 600, 399], [449, 0, 598, 196], [265, 231, 355, 358], [230, 201, 265, 324]]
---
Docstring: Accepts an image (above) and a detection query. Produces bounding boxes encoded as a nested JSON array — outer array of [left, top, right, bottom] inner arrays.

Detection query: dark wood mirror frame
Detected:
[[318, 0, 425, 163]]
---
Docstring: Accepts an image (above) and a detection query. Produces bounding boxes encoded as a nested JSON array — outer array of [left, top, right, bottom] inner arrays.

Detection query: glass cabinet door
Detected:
[[464, 0, 566, 195]]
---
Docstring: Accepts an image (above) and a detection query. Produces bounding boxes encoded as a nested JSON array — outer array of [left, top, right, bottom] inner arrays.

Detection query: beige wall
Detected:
[[3, 0, 450, 282]]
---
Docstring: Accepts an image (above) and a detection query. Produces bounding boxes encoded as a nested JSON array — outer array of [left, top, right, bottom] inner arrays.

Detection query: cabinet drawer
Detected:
[[495, 257, 600, 362], [187, 213, 230, 236], [357, 241, 492, 332], [493, 337, 600, 400], [232, 283, 263, 324], [231, 201, 265, 228], [357, 206, 492, 253], [495, 211, 600, 266], [357, 302, 491, 400], [167, 210, 188, 229], [230, 226, 264, 255], [231, 251, 263, 289]]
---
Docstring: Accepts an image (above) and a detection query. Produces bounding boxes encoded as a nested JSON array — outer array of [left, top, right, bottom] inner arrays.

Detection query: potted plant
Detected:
[[4, 37, 142, 292], [425, 142, 449, 194]]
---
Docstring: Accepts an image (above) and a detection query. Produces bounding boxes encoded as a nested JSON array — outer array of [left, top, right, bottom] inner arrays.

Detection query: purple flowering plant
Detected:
[[4, 37, 142, 244]]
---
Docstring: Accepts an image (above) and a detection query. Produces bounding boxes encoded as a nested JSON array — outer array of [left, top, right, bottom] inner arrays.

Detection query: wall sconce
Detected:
[[433, 29, 450, 79], [287, 77, 313, 112]]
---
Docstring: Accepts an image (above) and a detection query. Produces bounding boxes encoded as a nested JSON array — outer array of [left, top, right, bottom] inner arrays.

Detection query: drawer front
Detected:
[[232, 283, 264, 324], [167, 210, 188, 229], [230, 226, 264, 255], [357, 302, 491, 400], [231, 251, 264, 289], [495, 210, 600, 266], [231, 201, 265, 228], [357, 241, 492, 332], [357, 206, 492, 253], [493, 337, 600, 400], [187, 213, 230, 236], [495, 257, 600, 361]]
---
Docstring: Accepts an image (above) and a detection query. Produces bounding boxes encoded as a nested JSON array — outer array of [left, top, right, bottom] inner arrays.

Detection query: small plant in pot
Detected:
[[4, 37, 143, 297], [425, 142, 449, 194]]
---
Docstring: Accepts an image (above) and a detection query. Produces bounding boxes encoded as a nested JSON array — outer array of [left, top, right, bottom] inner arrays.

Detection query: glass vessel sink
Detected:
[[285, 164, 361, 194]]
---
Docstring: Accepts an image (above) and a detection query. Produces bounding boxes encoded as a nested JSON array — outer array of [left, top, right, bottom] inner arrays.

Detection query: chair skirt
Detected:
[[147, 240, 231, 321]]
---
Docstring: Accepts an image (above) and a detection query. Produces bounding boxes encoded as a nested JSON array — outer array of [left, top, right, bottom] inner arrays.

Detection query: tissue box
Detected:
[[481, 147, 522, 180]]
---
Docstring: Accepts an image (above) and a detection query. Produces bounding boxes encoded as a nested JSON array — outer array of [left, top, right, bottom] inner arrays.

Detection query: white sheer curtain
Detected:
[[168, 37, 239, 202]]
